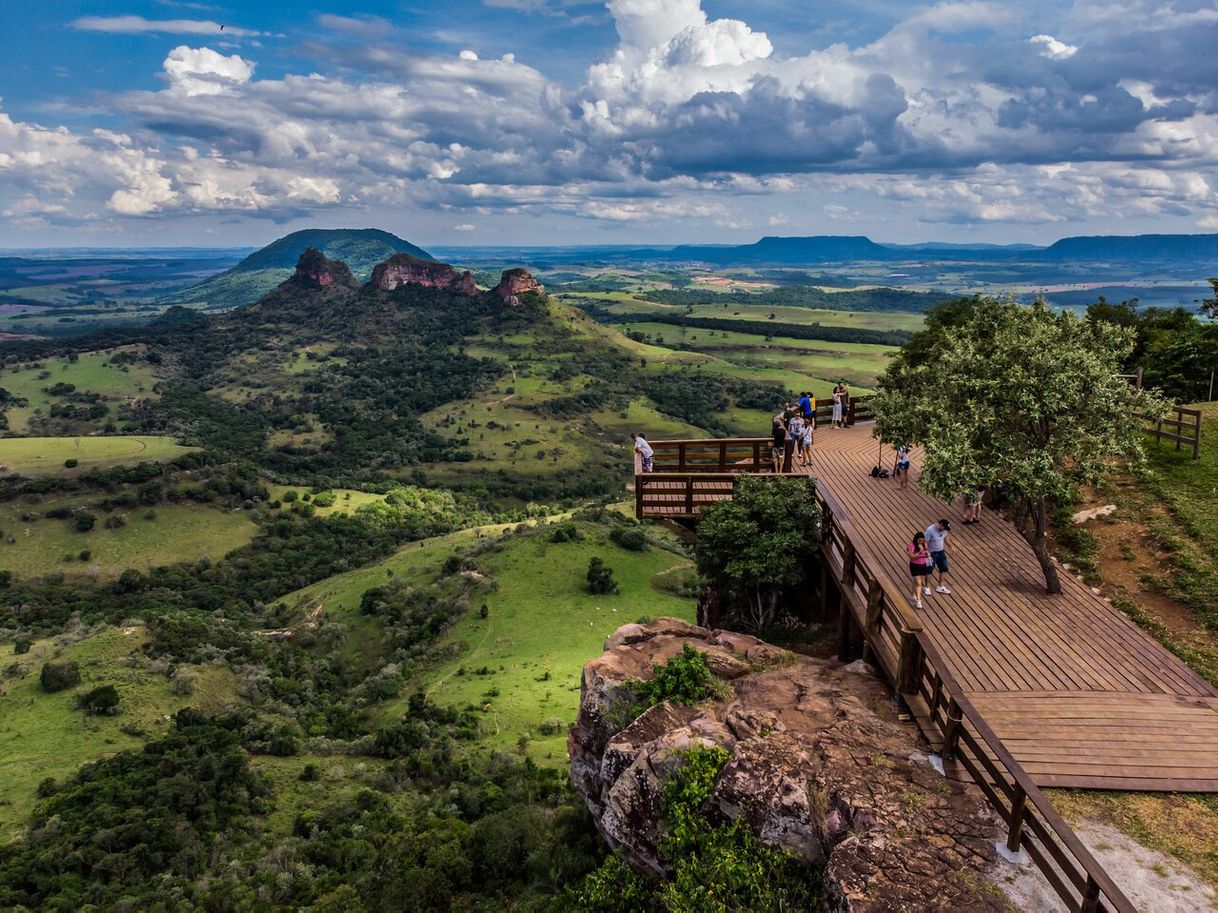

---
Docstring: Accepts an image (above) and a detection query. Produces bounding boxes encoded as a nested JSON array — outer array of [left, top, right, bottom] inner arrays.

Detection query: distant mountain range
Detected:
[[161, 228, 435, 309], [434, 232, 1218, 267], [650, 233, 1218, 265]]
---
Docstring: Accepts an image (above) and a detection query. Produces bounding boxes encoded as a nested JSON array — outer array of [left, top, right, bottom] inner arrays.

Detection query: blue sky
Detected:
[[2, 0, 1218, 248]]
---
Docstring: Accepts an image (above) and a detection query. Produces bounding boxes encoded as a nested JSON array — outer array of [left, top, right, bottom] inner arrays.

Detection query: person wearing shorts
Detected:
[[895, 446, 911, 490], [770, 417, 787, 473], [923, 519, 952, 595], [907, 530, 932, 608]]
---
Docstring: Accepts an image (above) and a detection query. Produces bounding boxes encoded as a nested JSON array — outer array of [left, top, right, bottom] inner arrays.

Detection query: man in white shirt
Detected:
[[923, 519, 952, 595]]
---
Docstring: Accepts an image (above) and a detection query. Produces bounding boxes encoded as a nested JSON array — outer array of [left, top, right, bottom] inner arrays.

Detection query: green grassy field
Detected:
[[0, 435, 196, 476], [280, 518, 697, 765], [0, 626, 241, 840], [2, 349, 160, 433], [559, 290, 926, 333], [0, 498, 258, 578]]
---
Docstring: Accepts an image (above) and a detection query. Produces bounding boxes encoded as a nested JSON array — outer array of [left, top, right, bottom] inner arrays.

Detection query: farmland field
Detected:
[[0, 435, 195, 476]]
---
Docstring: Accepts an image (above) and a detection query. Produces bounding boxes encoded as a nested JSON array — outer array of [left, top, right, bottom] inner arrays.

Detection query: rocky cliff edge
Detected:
[[569, 618, 1018, 912]]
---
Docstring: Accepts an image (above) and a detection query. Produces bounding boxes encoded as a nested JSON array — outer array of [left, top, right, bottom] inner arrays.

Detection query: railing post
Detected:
[[719, 441, 727, 471], [1007, 785, 1028, 853], [896, 626, 923, 694], [865, 580, 883, 637], [752, 441, 760, 471], [841, 542, 856, 589], [1080, 877, 1101, 913], [684, 477, 694, 516], [635, 474, 644, 519], [941, 698, 962, 759], [678, 442, 687, 471]]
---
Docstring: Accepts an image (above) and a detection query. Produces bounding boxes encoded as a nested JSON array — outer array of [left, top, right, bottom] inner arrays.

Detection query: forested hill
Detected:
[[161, 228, 436, 309]]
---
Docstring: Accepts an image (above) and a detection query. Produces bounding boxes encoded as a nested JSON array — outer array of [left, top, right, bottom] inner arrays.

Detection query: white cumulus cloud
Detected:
[[163, 46, 255, 97]]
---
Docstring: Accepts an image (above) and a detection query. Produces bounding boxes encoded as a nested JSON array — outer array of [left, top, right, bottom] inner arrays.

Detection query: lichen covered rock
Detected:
[[569, 619, 1014, 912]]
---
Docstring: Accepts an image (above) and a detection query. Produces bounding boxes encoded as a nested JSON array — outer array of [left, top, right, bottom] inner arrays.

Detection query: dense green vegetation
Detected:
[[573, 746, 822, 913], [1086, 296, 1218, 403]]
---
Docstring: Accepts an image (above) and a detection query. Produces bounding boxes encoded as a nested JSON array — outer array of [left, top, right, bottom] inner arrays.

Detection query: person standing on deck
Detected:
[[831, 384, 844, 429], [799, 391, 814, 429], [907, 530, 933, 608], [770, 416, 787, 474], [800, 420, 813, 468], [631, 433, 654, 473], [963, 488, 984, 524], [923, 519, 952, 595], [895, 446, 912, 490], [788, 411, 805, 466], [839, 382, 852, 427]]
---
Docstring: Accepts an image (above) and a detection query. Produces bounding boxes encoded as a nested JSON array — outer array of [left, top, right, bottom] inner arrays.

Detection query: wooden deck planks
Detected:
[[640, 424, 1218, 792]]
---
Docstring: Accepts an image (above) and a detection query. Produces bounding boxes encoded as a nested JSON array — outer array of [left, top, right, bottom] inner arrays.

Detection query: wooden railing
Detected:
[[813, 483, 1136, 913], [1145, 404, 1202, 460]]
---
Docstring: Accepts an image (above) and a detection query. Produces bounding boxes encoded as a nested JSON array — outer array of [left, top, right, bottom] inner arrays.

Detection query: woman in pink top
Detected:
[[907, 530, 932, 609]]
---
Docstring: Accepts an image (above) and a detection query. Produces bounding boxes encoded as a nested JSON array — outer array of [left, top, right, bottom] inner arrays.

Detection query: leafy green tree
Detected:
[[1201, 277, 1218, 320], [873, 297, 1167, 594], [587, 557, 619, 595], [695, 475, 821, 632]]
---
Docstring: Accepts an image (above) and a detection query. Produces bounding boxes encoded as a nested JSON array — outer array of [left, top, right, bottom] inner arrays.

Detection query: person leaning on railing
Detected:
[[631, 432, 654, 472]]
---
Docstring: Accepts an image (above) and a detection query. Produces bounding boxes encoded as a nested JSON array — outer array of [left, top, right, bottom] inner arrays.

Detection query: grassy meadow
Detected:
[[0, 498, 257, 578], [1, 348, 160, 433], [279, 516, 697, 766], [0, 626, 242, 840], [0, 435, 195, 476]]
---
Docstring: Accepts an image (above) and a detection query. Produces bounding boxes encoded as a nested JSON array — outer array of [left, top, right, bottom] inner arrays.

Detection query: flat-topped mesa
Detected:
[[493, 267, 543, 306], [292, 247, 355, 289], [369, 253, 477, 296]]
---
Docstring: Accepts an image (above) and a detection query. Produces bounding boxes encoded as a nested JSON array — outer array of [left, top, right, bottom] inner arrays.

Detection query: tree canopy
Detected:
[[872, 296, 1166, 593], [695, 475, 821, 631]]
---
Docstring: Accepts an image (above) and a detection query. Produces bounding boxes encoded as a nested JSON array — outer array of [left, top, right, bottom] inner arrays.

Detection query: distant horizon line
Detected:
[[3, 229, 1218, 255]]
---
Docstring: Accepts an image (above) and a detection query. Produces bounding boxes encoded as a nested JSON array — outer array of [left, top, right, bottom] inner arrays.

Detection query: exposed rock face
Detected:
[[369, 253, 477, 296], [570, 619, 1013, 912], [292, 247, 355, 289], [492, 267, 542, 305]]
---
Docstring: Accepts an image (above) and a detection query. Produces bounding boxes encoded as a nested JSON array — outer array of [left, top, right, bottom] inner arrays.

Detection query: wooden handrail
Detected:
[[814, 478, 1136, 913]]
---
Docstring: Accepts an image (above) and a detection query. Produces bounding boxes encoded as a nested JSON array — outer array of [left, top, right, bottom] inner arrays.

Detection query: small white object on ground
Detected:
[[1071, 504, 1117, 524], [842, 659, 874, 676]]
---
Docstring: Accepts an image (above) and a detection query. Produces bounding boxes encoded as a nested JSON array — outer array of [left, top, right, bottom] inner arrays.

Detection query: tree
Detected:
[[1201, 277, 1218, 320], [586, 557, 618, 595], [872, 297, 1167, 594], [40, 660, 80, 692], [695, 475, 821, 632]]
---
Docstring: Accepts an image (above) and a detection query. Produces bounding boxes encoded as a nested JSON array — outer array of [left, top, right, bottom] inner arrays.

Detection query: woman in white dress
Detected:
[[831, 385, 843, 428]]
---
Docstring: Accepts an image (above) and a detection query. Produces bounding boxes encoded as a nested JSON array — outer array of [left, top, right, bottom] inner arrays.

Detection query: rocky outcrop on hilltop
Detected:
[[291, 247, 356, 289], [370, 253, 477, 295], [570, 619, 1014, 912], [492, 267, 542, 305]]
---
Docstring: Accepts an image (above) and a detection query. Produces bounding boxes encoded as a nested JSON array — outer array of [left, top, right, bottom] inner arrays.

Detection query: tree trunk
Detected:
[[1016, 495, 1060, 594]]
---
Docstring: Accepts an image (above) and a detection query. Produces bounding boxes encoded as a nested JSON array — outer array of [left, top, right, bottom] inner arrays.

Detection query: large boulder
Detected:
[[569, 619, 1014, 911], [492, 267, 542, 306], [291, 247, 356, 289], [369, 253, 477, 295]]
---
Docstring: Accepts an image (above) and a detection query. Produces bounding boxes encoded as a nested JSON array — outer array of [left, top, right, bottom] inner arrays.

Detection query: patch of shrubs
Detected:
[[549, 523, 584, 543], [609, 526, 648, 552], [76, 684, 120, 715], [39, 660, 80, 692]]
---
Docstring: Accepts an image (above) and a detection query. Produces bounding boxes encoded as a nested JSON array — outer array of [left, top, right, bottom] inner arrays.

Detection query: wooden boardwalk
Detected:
[[637, 425, 1218, 793]]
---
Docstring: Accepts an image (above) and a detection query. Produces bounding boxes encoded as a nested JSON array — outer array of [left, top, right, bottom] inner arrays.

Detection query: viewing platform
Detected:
[[633, 419, 1218, 913]]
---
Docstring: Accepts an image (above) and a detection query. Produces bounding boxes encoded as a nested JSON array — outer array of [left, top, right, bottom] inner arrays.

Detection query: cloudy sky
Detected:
[[3, 0, 1218, 248]]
